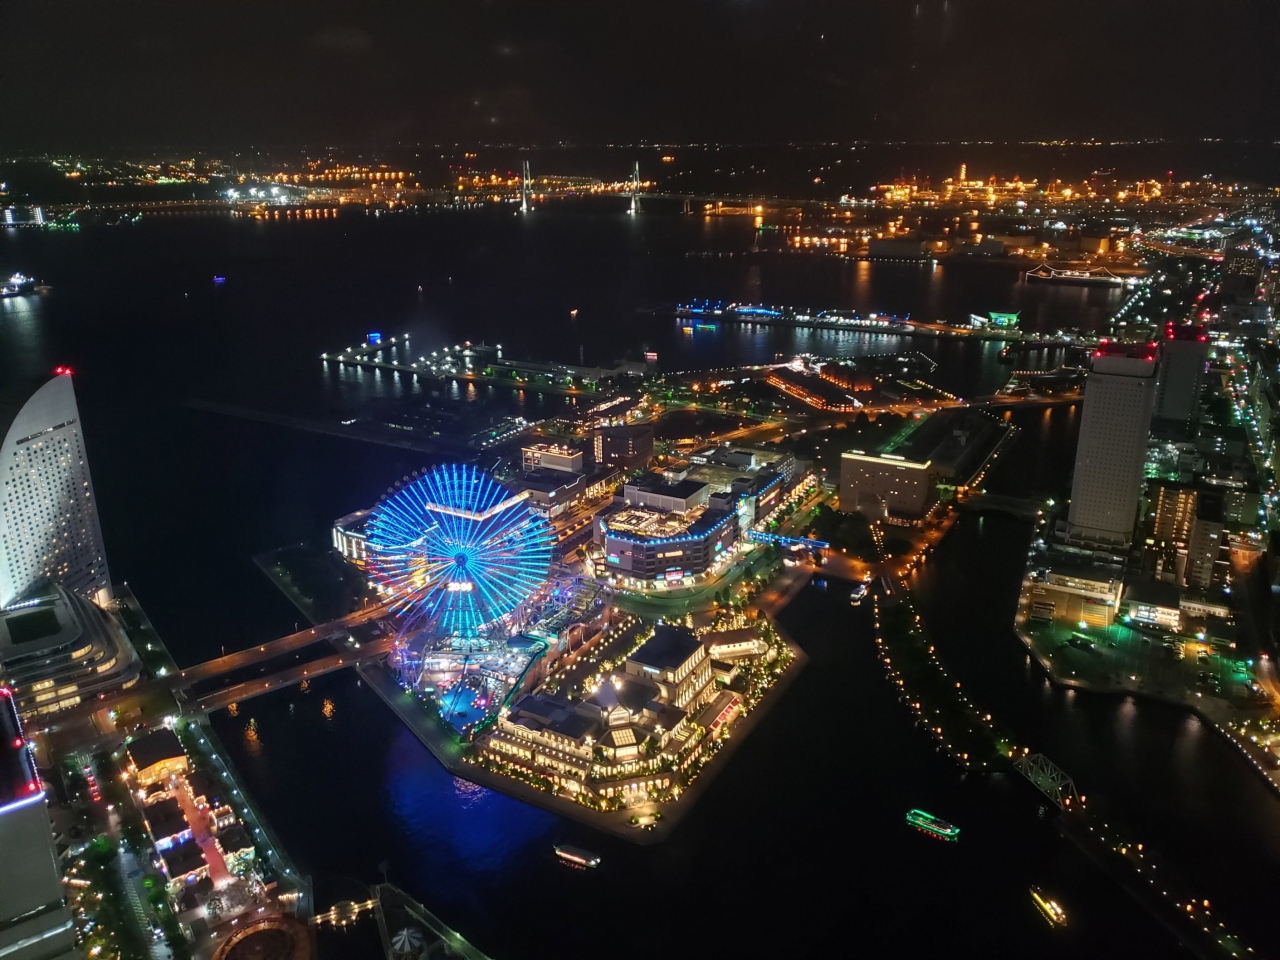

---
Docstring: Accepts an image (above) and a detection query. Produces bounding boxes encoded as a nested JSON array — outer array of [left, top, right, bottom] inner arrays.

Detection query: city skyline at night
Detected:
[[2, 5, 1280, 959]]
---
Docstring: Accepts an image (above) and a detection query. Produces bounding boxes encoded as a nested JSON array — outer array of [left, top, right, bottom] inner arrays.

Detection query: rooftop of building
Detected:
[[628, 625, 704, 674], [0, 588, 138, 695], [510, 711, 595, 743], [681, 449, 790, 495], [605, 505, 700, 539], [1196, 489, 1226, 523], [1164, 323, 1208, 343], [127, 729, 186, 773], [767, 366, 864, 407], [144, 798, 189, 839], [216, 824, 253, 854], [333, 508, 373, 532], [1041, 546, 1125, 585], [516, 468, 585, 493], [704, 627, 761, 649], [1123, 577, 1182, 608], [186, 769, 221, 804], [1092, 339, 1158, 361], [627, 475, 711, 501], [587, 674, 661, 717], [507, 693, 599, 742], [0, 589, 78, 654], [601, 500, 734, 542], [0, 372, 64, 440], [160, 840, 207, 877], [847, 406, 1009, 481], [522, 443, 581, 456], [596, 423, 654, 439]]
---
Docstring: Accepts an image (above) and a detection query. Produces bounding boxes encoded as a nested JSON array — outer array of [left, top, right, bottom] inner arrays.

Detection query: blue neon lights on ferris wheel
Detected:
[[366, 464, 552, 637]]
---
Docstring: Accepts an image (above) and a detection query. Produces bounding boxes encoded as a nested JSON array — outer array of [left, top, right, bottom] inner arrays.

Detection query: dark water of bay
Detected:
[[3, 204, 1276, 957]]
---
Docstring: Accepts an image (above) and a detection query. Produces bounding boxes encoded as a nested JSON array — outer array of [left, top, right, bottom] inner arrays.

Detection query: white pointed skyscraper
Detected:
[[0, 368, 111, 609]]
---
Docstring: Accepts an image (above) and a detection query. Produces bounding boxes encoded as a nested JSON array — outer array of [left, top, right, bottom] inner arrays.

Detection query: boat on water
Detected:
[[1024, 262, 1133, 287], [1, 273, 36, 297], [1030, 886, 1067, 927], [849, 582, 868, 606], [905, 808, 959, 841], [675, 301, 914, 332], [554, 844, 601, 869]]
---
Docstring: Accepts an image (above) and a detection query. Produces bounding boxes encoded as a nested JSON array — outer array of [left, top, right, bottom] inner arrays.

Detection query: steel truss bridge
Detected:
[[1014, 752, 1082, 809]]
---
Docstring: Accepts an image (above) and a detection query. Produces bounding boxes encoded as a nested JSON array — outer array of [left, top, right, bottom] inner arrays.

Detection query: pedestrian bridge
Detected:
[[956, 493, 1049, 521]]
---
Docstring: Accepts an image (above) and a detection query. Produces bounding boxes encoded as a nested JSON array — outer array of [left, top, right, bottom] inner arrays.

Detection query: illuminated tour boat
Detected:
[[905, 808, 960, 841], [554, 845, 601, 869], [1030, 886, 1068, 927]]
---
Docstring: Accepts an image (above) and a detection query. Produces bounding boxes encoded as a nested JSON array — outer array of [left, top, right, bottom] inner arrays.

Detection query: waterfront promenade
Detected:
[[1015, 614, 1280, 804]]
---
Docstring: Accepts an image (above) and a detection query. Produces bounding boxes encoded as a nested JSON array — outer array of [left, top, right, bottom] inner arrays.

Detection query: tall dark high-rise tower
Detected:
[[1153, 323, 1209, 431], [0, 686, 76, 960]]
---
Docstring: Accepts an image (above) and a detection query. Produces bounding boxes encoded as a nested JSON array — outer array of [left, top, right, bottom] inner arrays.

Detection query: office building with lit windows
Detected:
[[0, 370, 110, 609], [1153, 324, 1208, 431], [840, 407, 1011, 521], [331, 508, 373, 565], [0, 687, 77, 960], [1065, 343, 1158, 547]]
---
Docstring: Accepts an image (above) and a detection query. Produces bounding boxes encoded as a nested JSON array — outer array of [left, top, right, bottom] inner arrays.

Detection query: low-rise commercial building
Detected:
[[159, 840, 209, 889], [1122, 579, 1183, 631], [515, 469, 587, 519], [596, 503, 737, 583], [623, 626, 715, 711], [481, 627, 718, 802], [840, 407, 1011, 521], [215, 825, 256, 874], [185, 770, 222, 810], [521, 443, 584, 475], [143, 797, 192, 851], [593, 425, 654, 469], [841, 450, 935, 518], [331, 508, 372, 564], [622, 477, 711, 514], [704, 627, 767, 661], [126, 729, 188, 786], [1022, 562, 1125, 628]]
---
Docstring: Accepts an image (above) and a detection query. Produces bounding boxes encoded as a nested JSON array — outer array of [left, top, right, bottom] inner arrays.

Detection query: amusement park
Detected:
[[332, 451, 813, 827], [364, 464, 601, 738]]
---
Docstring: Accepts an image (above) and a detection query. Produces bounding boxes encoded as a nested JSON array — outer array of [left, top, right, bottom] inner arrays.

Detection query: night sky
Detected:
[[3, 0, 1279, 150]]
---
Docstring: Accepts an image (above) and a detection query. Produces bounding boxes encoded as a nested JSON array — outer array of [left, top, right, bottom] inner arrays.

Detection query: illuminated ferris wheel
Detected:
[[366, 464, 552, 640]]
